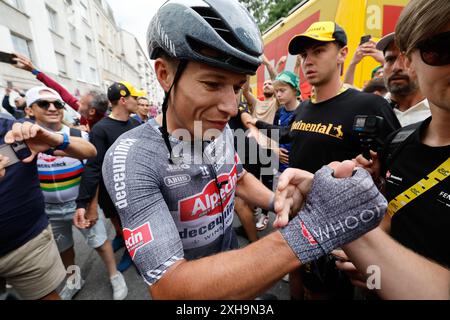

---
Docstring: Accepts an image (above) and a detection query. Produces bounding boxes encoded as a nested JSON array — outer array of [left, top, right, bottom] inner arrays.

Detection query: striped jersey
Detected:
[[37, 125, 89, 204]]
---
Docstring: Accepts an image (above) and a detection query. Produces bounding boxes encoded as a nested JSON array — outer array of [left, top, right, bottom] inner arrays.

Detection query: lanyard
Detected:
[[387, 157, 450, 218]]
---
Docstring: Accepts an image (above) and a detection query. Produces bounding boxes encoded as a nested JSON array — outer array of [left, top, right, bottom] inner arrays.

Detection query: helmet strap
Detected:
[[160, 60, 188, 164]]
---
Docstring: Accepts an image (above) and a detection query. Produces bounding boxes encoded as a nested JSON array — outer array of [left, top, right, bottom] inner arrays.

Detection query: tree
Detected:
[[239, 0, 273, 30], [263, 0, 300, 32], [240, 0, 301, 33]]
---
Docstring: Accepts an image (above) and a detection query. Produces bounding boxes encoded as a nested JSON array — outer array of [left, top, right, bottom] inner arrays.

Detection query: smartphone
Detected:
[[0, 51, 17, 64], [0, 141, 32, 167], [359, 35, 372, 45]]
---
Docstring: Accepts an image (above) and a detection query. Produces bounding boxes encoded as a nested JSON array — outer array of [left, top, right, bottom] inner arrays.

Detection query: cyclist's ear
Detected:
[[155, 58, 176, 92]]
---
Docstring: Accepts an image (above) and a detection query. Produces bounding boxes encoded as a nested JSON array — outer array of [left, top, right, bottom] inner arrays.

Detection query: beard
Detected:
[[385, 75, 419, 97], [263, 90, 274, 98]]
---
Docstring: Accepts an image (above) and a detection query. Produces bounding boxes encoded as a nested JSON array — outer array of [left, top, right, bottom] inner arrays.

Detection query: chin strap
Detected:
[[160, 60, 188, 164]]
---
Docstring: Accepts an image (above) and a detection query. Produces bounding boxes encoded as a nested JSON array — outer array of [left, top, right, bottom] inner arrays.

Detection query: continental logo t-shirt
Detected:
[[287, 89, 400, 173]]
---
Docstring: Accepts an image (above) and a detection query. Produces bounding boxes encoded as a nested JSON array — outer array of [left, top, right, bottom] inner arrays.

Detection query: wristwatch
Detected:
[[55, 132, 70, 151], [45, 133, 70, 156]]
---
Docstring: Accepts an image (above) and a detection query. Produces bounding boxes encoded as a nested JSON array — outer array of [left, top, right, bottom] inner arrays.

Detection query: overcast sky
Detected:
[[105, 0, 167, 56]]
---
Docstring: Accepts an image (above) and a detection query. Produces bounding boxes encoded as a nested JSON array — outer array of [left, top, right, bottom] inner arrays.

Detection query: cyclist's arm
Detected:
[[102, 138, 301, 300], [343, 227, 450, 300], [151, 231, 300, 299]]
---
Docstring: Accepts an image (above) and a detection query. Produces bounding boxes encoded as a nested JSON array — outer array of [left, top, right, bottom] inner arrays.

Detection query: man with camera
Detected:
[[243, 21, 400, 300], [344, 0, 450, 294]]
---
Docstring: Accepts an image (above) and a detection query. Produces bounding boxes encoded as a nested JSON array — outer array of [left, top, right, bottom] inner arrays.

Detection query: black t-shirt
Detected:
[[385, 118, 450, 267], [0, 119, 48, 256], [286, 89, 400, 173], [76, 116, 140, 211], [228, 108, 262, 177]]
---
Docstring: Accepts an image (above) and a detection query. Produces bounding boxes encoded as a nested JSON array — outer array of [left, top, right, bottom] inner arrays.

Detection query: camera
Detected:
[[353, 115, 385, 160], [0, 141, 32, 167]]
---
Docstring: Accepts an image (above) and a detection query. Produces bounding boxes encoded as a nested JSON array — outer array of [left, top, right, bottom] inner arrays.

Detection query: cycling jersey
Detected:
[[102, 119, 243, 285], [37, 126, 89, 204]]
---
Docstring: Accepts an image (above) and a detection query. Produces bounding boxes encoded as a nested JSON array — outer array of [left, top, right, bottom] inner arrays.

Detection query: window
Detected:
[[69, 24, 77, 45], [89, 67, 98, 84], [85, 36, 93, 53], [101, 47, 107, 68], [5, 0, 22, 10], [116, 58, 121, 75], [74, 61, 83, 80], [56, 53, 67, 76], [80, 1, 89, 21], [11, 34, 31, 59], [109, 54, 113, 72], [47, 6, 58, 32]]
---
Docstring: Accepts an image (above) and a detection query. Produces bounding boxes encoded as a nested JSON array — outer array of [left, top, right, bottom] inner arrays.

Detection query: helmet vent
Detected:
[[191, 6, 245, 52]]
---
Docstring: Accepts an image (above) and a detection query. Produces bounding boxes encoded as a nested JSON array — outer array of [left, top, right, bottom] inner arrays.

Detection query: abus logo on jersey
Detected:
[[123, 222, 153, 259], [178, 165, 238, 222], [164, 174, 191, 188]]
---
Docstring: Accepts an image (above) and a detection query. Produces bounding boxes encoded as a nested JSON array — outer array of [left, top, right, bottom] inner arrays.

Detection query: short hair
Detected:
[[363, 78, 387, 95], [158, 51, 179, 72], [87, 91, 109, 115], [396, 0, 450, 56]]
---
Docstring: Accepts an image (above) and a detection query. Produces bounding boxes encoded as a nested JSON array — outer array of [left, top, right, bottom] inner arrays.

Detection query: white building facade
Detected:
[[0, 0, 163, 107]]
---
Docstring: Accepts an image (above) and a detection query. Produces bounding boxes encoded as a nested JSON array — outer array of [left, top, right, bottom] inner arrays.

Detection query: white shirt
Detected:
[[393, 99, 431, 127]]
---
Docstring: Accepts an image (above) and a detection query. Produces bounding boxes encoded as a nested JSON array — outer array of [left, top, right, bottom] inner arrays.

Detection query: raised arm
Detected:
[[13, 53, 80, 111], [263, 55, 278, 81], [4, 122, 96, 162], [242, 76, 258, 112]]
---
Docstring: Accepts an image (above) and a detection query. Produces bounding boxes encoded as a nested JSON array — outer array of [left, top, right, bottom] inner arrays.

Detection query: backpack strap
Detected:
[[383, 121, 423, 169], [69, 127, 83, 138], [68, 127, 85, 166]]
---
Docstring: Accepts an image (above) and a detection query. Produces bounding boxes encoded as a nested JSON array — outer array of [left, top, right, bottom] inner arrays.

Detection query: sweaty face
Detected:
[[168, 61, 247, 140], [274, 82, 297, 106], [409, 23, 450, 111], [300, 42, 345, 86], [383, 43, 419, 97]]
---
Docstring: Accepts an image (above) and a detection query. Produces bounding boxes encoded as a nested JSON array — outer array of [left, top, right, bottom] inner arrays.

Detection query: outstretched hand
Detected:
[[12, 53, 35, 72], [273, 160, 356, 228]]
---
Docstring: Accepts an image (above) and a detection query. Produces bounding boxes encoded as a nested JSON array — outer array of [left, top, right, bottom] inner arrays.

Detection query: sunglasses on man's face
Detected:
[[416, 31, 450, 66], [36, 100, 65, 110]]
